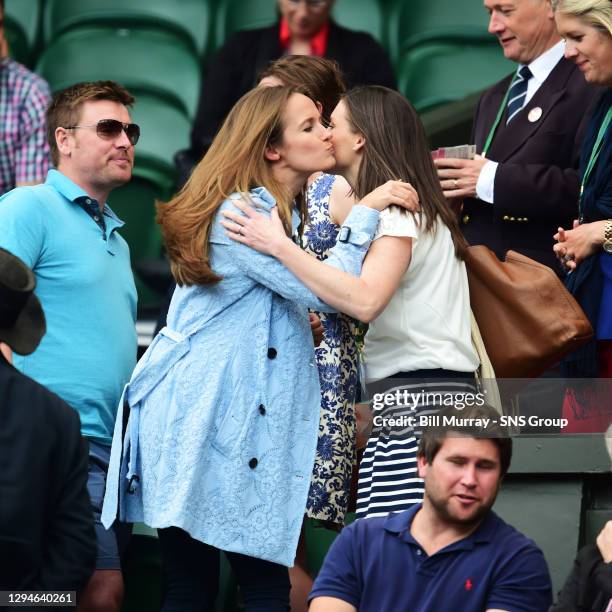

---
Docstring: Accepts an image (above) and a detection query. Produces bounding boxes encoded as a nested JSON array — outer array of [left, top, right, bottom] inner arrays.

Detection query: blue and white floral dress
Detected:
[[303, 173, 360, 525]]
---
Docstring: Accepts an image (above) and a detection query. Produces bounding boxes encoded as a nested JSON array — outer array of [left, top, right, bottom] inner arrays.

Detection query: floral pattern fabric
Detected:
[[303, 173, 360, 525]]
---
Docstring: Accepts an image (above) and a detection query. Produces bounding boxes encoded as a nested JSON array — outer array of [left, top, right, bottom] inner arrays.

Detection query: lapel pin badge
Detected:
[[528, 107, 543, 123]]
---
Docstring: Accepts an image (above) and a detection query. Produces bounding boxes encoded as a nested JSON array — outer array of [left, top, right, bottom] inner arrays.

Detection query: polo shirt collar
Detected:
[[45, 169, 125, 230], [384, 504, 497, 552]]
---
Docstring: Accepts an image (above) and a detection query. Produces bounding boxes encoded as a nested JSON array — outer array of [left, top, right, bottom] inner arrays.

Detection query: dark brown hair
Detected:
[[343, 86, 468, 258], [47, 80, 135, 166], [418, 403, 513, 477], [259, 55, 346, 122], [158, 86, 303, 286]]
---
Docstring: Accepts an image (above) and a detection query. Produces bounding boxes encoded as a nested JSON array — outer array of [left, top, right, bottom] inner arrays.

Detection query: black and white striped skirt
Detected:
[[355, 370, 476, 519]]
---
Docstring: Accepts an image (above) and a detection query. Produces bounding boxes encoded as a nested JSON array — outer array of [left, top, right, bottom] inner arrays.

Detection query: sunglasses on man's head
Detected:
[[64, 119, 140, 145]]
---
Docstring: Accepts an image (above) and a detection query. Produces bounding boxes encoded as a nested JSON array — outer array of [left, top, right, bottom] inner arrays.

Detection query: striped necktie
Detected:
[[506, 65, 533, 124]]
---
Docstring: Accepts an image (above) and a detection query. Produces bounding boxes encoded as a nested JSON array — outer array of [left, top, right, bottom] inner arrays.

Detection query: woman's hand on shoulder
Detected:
[[359, 180, 420, 213], [221, 199, 290, 257]]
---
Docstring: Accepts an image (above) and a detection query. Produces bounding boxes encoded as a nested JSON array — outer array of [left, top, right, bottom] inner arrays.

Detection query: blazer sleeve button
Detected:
[[258, 404, 266, 415], [249, 458, 258, 469], [267, 348, 277, 359]]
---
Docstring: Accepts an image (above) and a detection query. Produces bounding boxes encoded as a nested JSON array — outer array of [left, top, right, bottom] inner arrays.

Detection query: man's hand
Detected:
[[310, 313, 324, 347], [553, 219, 606, 270], [597, 521, 612, 564], [434, 156, 488, 199]]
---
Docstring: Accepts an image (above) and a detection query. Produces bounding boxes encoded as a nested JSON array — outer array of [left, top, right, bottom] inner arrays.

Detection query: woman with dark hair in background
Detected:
[[260, 55, 361, 529], [223, 86, 479, 521], [553, 0, 612, 434]]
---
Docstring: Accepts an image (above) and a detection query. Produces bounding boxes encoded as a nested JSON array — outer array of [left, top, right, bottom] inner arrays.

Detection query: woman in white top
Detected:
[[222, 86, 479, 518]]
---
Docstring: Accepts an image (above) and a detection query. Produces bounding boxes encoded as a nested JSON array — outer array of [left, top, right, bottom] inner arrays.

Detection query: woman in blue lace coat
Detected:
[[101, 86, 409, 611]]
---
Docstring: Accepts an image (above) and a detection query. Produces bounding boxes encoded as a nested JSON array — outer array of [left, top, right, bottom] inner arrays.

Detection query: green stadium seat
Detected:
[[113, 94, 189, 306], [385, 0, 492, 64], [43, 0, 211, 58], [36, 27, 201, 119], [398, 40, 514, 114], [213, 0, 277, 49], [4, 17, 30, 66], [129, 93, 191, 196], [5, 0, 41, 63], [108, 178, 164, 308], [332, 0, 384, 44]]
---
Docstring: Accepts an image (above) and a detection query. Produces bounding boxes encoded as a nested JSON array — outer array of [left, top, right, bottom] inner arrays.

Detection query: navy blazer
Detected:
[[462, 56, 599, 271]]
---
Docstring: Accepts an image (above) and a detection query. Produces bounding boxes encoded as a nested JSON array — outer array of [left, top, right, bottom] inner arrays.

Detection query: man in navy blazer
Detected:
[[435, 0, 598, 271]]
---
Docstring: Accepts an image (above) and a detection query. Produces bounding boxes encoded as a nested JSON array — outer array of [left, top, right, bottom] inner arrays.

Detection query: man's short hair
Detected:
[[418, 403, 513, 477], [47, 80, 135, 167]]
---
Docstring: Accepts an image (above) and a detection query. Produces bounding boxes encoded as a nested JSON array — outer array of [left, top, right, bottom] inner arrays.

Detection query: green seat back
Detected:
[[130, 94, 191, 195], [213, 0, 277, 49], [386, 0, 492, 64], [36, 27, 201, 119], [107, 178, 163, 308], [5, 0, 41, 61], [398, 40, 514, 114], [4, 17, 31, 66], [332, 0, 384, 43], [43, 0, 211, 58]]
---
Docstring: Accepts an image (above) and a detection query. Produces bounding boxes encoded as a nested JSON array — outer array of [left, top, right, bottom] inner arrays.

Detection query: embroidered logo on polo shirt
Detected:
[[465, 579, 473, 591]]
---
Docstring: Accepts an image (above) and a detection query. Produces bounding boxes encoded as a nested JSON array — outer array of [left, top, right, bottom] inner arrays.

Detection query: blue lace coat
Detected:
[[102, 187, 379, 566]]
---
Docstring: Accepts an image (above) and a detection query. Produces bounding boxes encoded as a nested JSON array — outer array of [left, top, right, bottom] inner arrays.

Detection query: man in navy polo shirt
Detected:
[[309, 403, 552, 612]]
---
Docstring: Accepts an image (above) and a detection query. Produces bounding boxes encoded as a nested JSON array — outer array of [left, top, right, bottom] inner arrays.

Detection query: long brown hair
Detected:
[[157, 86, 304, 286], [259, 55, 346, 122], [343, 86, 468, 258]]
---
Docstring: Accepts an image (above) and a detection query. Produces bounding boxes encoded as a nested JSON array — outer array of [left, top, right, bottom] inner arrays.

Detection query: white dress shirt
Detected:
[[476, 40, 566, 204]]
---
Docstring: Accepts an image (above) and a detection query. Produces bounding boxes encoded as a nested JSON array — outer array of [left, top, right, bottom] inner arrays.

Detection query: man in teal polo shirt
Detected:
[[0, 81, 139, 612], [309, 403, 553, 612]]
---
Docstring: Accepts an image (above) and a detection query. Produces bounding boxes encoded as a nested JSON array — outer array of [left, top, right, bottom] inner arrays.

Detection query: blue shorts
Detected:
[[87, 440, 132, 570]]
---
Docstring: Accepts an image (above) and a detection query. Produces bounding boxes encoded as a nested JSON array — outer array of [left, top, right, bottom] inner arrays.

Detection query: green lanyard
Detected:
[[482, 79, 513, 157], [579, 106, 612, 222]]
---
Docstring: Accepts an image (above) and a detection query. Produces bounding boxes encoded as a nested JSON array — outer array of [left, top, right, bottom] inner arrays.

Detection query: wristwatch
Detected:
[[604, 220, 612, 254]]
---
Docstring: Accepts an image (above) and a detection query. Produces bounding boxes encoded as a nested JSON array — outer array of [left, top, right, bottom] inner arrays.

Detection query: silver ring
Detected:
[[238, 227, 243, 236], [562, 254, 574, 262], [453, 179, 459, 189]]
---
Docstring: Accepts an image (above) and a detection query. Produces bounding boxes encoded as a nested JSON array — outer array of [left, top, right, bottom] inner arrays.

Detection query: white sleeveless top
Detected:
[[363, 207, 479, 383]]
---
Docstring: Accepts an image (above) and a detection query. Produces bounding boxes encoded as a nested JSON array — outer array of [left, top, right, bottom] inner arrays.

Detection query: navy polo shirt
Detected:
[[310, 504, 552, 612]]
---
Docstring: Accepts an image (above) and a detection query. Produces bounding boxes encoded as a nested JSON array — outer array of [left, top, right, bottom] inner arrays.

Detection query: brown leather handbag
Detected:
[[465, 246, 594, 378]]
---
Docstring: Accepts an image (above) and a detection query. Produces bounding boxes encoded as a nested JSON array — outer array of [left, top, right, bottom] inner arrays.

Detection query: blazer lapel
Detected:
[[487, 58, 575, 162], [475, 77, 511, 152]]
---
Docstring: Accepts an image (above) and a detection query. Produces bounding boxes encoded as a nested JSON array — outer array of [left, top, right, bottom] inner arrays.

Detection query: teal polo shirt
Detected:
[[0, 170, 137, 445], [310, 504, 552, 612]]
